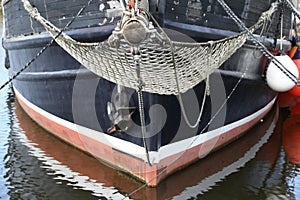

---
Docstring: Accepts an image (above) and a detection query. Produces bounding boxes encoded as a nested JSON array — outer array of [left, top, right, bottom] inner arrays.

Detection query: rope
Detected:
[[0, 41, 53, 91], [10, 0, 286, 197], [280, 4, 284, 51], [176, 77, 209, 128], [216, 0, 300, 86], [283, 0, 300, 20], [22, 0, 257, 95], [124, 41, 252, 200], [0, 0, 94, 91], [124, 3, 280, 197], [144, 11, 208, 128]]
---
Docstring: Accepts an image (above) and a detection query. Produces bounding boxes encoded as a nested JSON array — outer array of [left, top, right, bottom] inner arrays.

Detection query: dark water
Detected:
[[1, 23, 300, 200]]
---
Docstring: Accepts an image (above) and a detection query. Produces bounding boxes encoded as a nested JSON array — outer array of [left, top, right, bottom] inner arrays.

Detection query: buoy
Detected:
[[288, 59, 300, 96], [266, 55, 298, 92]]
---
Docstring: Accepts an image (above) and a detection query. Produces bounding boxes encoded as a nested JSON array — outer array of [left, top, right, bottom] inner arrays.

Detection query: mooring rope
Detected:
[[0, 41, 53, 91], [124, 2, 283, 198], [2, 0, 293, 198], [124, 42, 253, 200], [146, 6, 273, 128], [283, 0, 300, 20], [217, 0, 300, 86], [0, 0, 95, 91]]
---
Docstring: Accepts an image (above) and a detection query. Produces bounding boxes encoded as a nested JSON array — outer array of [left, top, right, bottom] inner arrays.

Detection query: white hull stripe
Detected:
[[172, 117, 276, 199], [159, 98, 276, 160], [14, 87, 152, 161], [14, 87, 275, 164]]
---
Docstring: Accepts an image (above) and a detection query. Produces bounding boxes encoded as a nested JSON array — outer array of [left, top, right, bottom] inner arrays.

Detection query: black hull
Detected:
[[2, 0, 289, 186], [4, 30, 276, 151]]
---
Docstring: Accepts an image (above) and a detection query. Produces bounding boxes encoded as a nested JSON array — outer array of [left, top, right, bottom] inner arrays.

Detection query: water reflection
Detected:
[[1, 52, 300, 200], [0, 15, 11, 200], [12, 101, 131, 200], [281, 98, 300, 200], [283, 103, 300, 165], [9, 97, 282, 199], [0, 90, 12, 200], [1, 57, 300, 200], [0, 15, 300, 200]]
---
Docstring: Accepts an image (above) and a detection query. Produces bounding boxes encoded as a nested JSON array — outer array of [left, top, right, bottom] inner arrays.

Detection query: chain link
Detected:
[[217, 0, 299, 86], [0, 0, 94, 91], [283, 0, 300, 20], [134, 51, 152, 166]]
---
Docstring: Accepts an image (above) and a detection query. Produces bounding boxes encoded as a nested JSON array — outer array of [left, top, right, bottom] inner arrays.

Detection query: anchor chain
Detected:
[[216, 0, 300, 86], [133, 48, 152, 166], [109, 0, 153, 165], [282, 0, 300, 20], [0, 42, 53, 91]]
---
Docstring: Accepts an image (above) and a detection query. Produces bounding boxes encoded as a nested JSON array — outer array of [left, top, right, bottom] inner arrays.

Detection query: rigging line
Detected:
[[170, 37, 209, 128], [171, 39, 210, 128], [280, 5, 284, 52], [146, 6, 262, 128], [0, 40, 52, 91], [283, 0, 300, 20], [216, 0, 299, 86], [125, 58, 251, 200], [145, 10, 211, 129], [124, 12, 254, 199], [0, 0, 94, 91], [125, 3, 279, 196], [126, 54, 251, 200]]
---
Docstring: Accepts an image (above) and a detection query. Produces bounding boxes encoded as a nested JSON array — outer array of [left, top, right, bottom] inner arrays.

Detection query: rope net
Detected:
[[21, 0, 266, 95]]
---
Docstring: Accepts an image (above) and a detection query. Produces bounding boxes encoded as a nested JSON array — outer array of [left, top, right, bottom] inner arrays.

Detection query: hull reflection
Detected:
[[14, 100, 280, 199], [283, 103, 300, 165]]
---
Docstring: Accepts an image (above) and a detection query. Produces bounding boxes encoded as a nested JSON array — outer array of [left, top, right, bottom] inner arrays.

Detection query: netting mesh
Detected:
[[22, 0, 260, 95]]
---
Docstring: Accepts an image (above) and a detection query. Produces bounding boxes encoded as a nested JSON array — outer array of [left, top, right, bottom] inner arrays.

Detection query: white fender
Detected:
[[266, 55, 298, 92]]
